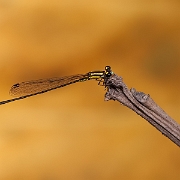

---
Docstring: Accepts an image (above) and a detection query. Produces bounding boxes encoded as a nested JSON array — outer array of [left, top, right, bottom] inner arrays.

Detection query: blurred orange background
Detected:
[[0, 0, 180, 180]]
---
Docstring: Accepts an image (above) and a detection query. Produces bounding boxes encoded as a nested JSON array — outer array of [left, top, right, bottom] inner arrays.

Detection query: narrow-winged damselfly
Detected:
[[0, 66, 113, 105]]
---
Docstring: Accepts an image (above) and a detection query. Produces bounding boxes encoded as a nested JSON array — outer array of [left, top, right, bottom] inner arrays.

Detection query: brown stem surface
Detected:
[[105, 74, 180, 147]]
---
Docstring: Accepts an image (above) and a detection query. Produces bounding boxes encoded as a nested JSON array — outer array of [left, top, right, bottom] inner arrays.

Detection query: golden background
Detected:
[[0, 0, 180, 179]]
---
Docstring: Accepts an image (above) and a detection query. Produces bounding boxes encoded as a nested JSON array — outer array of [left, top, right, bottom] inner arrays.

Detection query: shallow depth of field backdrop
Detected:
[[0, 0, 180, 180]]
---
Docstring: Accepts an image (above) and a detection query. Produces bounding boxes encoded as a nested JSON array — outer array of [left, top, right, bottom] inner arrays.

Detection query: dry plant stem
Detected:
[[105, 74, 180, 147]]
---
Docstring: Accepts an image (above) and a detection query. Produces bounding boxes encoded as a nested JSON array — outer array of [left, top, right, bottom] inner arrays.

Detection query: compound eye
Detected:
[[105, 66, 110, 70]]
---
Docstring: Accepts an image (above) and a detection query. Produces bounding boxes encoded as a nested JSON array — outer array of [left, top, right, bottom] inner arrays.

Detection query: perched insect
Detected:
[[0, 66, 113, 105]]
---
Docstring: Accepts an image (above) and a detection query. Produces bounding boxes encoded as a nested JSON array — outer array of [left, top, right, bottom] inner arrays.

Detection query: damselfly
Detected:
[[0, 66, 113, 105]]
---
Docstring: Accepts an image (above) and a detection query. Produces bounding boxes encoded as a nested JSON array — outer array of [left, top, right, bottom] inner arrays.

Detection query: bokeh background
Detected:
[[0, 0, 180, 179]]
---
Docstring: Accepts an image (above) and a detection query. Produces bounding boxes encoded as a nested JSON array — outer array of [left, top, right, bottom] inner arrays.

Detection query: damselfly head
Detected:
[[105, 66, 113, 77]]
